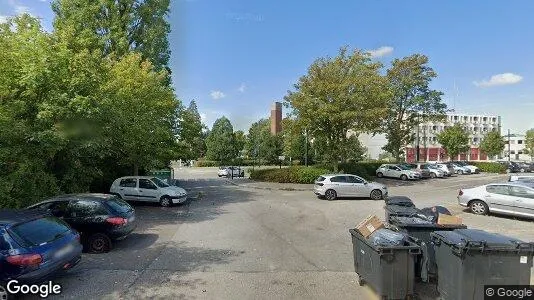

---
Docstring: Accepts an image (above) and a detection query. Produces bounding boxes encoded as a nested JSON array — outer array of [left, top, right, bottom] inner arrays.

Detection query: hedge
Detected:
[[468, 161, 506, 173], [194, 159, 259, 167], [249, 167, 330, 184]]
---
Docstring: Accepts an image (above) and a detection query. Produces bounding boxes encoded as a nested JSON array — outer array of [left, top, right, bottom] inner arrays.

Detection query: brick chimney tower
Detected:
[[270, 102, 282, 135]]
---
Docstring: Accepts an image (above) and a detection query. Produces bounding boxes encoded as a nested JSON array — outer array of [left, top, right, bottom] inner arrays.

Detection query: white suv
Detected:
[[217, 166, 244, 178], [376, 164, 421, 181], [110, 176, 187, 207]]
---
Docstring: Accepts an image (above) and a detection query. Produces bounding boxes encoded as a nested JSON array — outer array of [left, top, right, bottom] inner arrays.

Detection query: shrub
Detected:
[[469, 161, 506, 173], [249, 167, 330, 184], [194, 160, 220, 167]]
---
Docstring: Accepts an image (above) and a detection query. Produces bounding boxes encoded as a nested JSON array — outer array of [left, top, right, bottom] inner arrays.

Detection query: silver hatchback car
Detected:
[[458, 181, 534, 219], [110, 176, 188, 207], [314, 174, 388, 200]]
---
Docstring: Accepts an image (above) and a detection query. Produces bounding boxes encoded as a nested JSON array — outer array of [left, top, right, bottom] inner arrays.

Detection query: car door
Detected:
[[389, 166, 401, 178], [484, 185, 517, 212], [508, 186, 534, 216], [65, 200, 109, 234], [138, 178, 160, 202], [329, 176, 349, 197], [118, 178, 138, 201], [345, 175, 367, 197], [382, 166, 393, 177]]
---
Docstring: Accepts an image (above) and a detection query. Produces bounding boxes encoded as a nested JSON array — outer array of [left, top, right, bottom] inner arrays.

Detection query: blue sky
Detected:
[[2, 0, 534, 134]]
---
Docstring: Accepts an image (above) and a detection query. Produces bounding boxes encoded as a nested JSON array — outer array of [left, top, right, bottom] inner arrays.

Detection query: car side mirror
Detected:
[[364, 182, 368, 185]]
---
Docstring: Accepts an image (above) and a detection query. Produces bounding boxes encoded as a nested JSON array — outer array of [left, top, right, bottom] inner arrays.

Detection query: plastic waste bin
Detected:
[[349, 229, 420, 300], [384, 205, 421, 224], [385, 196, 415, 207], [388, 215, 466, 281], [431, 229, 534, 300]]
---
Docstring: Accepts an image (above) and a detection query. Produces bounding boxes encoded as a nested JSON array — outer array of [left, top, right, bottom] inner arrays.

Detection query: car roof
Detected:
[[117, 176, 158, 180], [487, 182, 534, 188], [0, 209, 49, 226], [321, 174, 363, 178], [46, 193, 116, 202]]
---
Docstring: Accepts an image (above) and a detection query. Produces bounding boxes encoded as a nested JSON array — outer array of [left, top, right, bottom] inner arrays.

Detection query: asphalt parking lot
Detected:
[[39, 168, 534, 299]]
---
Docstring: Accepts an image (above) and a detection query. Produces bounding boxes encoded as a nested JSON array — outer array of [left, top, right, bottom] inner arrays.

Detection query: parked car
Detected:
[[0, 210, 82, 286], [447, 162, 472, 175], [376, 164, 421, 181], [515, 162, 534, 173], [110, 176, 187, 207], [27, 194, 136, 253], [418, 163, 444, 178], [497, 161, 521, 173], [313, 174, 388, 200], [458, 182, 534, 219], [431, 163, 454, 176], [400, 163, 431, 179], [509, 175, 534, 182], [451, 161, 480, 174], [217, 166, 244, 178]]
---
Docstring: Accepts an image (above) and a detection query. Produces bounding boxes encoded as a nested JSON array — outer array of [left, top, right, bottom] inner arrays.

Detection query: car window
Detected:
[[48, 201, 70, 217], [509, 186, 534, 199], [316, 176, 326, 182], [420, 164, 429, 169], [330, 176, 346, 183], [151, 177, 170, 188], [120, 178, 137, 188], [0, 232, 11, 250], [7, 217, 71, 247], [346, 176, 364, 183], [105, 197, 133, 214], [139, 179, 158, 190], [69, 200, 109, 217], [486, 185, 510, 196]]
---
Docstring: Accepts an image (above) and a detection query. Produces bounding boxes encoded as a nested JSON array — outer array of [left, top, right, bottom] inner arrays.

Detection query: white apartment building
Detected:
[[505, 134, 530, 161]]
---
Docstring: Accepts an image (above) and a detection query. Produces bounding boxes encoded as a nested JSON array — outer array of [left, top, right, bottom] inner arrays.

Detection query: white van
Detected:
[[110, 176, 187, 207]]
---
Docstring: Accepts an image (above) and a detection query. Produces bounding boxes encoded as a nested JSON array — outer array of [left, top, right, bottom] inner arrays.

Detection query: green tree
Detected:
[[480, 130, 505, 159], [178, 100, 206, 160], [525, 129, 534, 161], [282, 118, 307, 163], [205, 117, 237, 163], [284, 47, 389, 168], [382, 54, 447, 162], [52, 0, 171, 72], [436, 124, 470, 160], [234, 130, 246, 157], [246, 119, 283, 164]]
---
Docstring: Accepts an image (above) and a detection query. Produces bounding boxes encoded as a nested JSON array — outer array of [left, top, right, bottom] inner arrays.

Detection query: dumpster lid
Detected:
[[385, 196, 415, 207], [385, 205, 421, 215], [431, 229, 530, 250]]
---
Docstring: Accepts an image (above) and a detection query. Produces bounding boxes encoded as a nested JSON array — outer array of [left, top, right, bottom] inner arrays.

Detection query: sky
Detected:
[[2, 0, 534, 135]]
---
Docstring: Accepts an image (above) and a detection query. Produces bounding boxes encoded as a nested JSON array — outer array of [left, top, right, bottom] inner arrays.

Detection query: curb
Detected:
[[224, 179, 309, 191]]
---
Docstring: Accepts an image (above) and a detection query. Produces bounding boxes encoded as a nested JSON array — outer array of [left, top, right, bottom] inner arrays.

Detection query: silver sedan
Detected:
[[314, 174, 388, 200]]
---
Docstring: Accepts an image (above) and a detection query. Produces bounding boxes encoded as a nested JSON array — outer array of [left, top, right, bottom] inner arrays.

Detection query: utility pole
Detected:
[[304, 128, 308, 167], [508, 129, 511, 162], [415, 114, 420, 162]]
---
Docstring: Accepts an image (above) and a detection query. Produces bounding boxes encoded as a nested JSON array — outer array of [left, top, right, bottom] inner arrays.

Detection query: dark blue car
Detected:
[[0, 210, 82, 285]]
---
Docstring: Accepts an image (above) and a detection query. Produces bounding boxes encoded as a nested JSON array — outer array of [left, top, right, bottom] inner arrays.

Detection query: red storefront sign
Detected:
[[428, 148, 439, 161], [470, 148, 479, 161]]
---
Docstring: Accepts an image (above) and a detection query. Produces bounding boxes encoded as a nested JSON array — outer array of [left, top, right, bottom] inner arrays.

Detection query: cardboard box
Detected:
[[356, 215, 385, 238], [437, 213, 463, 225]]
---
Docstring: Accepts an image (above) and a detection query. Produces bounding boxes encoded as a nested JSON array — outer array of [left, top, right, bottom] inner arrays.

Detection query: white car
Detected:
[[458, 182, 534, 219], [110, 176, 187, 207], [448, 163, 472, 175], [452, 161, 480, 174], [376, 164, 421, 181], [314, 174, 388, 200], [430, 163, 454, 176], [420, 163, 445, 178], [218, 166, 245, 178]]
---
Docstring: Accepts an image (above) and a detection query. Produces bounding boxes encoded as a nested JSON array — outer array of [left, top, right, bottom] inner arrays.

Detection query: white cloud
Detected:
[[210, 90, 226, 100], [367, 46, 394, 58], [199, 113, 207, 122], [0, 16, 8, 24], [238, 83, 246, 93], [474, 73, 523, 87], [14, 5, 29, 14]]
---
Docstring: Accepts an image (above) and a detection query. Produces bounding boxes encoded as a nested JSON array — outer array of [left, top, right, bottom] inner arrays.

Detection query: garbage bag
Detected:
[[369, 228, 407, 247], [420, 206, 451, 222], [393, 215, 433, 225], [385, 196, 415, 207]]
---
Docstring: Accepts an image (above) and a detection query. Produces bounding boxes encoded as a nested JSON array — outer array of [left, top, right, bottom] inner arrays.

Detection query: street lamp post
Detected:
[[304, 128, 308, 167]]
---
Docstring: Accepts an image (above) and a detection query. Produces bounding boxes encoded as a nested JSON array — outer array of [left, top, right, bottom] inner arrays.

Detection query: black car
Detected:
[[27, 194, 136, 253], [0, 210, 82, 286], [498, 161, 521, 173], [516, 162, 534, 173]]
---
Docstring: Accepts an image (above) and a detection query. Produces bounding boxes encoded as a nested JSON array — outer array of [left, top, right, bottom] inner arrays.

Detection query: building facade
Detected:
[[270, 102, 282, 135], [505, 134, 530, 161], [405, 113, 502, 162]]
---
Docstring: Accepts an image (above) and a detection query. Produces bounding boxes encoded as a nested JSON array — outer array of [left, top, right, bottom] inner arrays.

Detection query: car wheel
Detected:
[[370, 189, 383, 200], [325, 189, 337, 201], [470, 200, 488, 215], [430, 173, 436, 179], [376, 172, 383, 178], [400, 174, 408, 181], [506, 168, 511, 173], [87, 233, 112, 254], [520, 168, 525, 173], [160, 196, 172, 207]]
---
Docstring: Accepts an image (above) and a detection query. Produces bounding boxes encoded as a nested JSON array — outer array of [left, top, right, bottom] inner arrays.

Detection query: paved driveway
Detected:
[[35, 169, 533, 299]]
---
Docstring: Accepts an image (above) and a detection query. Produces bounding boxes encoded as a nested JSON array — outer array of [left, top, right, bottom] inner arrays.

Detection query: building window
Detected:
[[518, 151, 523, 154], [454, 116, 458, 120], [518, 140, 523, 144], [483, 117, 487, 122], [510, 150, 516, 154], [510, 140, 515, 144], [492, 117, 496, 122], [432, 125, 437, 131], [474, 127, 478, 132], [473, 137, 478, 143]]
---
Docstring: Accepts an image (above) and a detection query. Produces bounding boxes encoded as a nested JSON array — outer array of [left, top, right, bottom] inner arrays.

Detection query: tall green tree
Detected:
[[246, 119, 283, 164], [52, 0, 171, 72], [234, 130, 246, 157], [382, 54, 447, 162], [178, 100, 206, 160], [282, 118, 308, 163], [437, 124, 470, 160], [284, 47, 389, 168], [525, 129, 534, 161], [205, 117, 237, 163], [480, 130, 505, 159]]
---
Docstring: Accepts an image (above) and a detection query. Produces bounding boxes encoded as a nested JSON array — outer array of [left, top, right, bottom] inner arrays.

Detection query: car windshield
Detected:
[[151, 177, 170, 188], [106, 197, 133, 214], [398, 165, 411, 170], [8, 217, 71, 247], [428, 164, 438, 169]]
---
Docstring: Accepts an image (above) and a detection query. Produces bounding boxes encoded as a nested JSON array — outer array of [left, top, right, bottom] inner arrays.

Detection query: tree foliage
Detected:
[[177, 100, 206, 160], [382, 54, 447, 161], [245, 119, 283, 164], [436, 124, 470, 159], [525, 129, 534, 161], [284, 47, 389, 167], [205, 117, 237, 163], [480, 130, 505, 158]]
